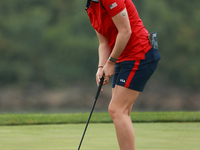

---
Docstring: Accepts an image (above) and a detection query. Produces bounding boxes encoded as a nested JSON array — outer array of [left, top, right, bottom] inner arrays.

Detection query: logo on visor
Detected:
[[109, 2, 118, 9]]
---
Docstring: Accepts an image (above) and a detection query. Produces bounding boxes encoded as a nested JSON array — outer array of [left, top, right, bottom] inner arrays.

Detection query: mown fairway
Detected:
[[0, 123, 199, 150]]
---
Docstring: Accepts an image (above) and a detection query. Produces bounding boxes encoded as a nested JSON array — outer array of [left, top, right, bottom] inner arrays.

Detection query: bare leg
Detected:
[[109, 85, 139, 150]]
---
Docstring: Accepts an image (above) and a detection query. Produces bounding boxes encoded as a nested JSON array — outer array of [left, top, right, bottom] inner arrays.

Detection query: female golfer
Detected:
[[86, 0, 160, 149]]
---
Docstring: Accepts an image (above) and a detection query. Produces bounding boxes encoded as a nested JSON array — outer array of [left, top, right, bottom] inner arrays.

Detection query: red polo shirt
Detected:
[[86, 0, 151, 62]]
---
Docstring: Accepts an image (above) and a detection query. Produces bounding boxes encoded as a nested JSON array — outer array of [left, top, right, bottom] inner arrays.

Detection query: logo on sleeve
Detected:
[[109, 2, 118, 9]]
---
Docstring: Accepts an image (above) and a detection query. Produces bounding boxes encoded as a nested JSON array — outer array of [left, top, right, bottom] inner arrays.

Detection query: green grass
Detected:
[[0, 111, 200, 126], [0, 112, 200, 149], [0, 123, 199, 150]]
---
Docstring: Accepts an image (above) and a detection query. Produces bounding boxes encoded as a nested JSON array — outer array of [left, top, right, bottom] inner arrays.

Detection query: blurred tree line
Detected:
[[0, 0, 199, 88]]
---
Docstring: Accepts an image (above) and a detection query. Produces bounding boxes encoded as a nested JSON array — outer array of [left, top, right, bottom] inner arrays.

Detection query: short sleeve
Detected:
[[101, 0, 126, 17]]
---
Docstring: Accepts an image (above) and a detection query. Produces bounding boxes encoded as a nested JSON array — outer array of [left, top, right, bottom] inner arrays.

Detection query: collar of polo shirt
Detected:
[[86, 0, 99, 10]]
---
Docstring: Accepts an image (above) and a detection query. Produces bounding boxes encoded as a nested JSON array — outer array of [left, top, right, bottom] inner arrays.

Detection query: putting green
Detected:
[[0, 123, 199, 150]]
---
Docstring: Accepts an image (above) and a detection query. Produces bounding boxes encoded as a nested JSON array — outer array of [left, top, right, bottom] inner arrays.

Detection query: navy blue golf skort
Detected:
[[112, 48, 161, 92]]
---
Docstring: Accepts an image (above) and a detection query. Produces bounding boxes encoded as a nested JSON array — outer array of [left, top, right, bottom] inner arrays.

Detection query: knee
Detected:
[[108, 100, 132, 122], [108, 103, 116, 120], [108, 102, 122, 121]]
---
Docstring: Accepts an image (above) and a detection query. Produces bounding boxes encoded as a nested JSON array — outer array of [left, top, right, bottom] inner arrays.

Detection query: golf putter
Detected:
[[78, 76, 104, 150]]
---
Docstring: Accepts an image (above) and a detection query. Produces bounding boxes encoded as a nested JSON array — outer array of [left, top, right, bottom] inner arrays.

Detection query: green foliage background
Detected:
[[0, 0, 199, 88]]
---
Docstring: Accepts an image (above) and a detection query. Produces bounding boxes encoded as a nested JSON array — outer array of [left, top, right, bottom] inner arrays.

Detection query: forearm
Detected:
[[96, 42, 111, 86], [98, 43, 111, 67], [109, 30, 131, 60]]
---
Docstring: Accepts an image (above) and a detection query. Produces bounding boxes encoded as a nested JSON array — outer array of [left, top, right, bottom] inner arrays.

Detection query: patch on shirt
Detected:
[[109, 2, 118, 9]]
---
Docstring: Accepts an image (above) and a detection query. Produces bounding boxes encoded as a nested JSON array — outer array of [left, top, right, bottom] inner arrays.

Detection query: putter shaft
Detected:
[[78, 77, 104, 150]]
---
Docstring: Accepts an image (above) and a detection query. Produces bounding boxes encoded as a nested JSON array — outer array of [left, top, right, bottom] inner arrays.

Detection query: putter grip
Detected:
[[99, 76, 104, 88], [95, 76, 104, 100]]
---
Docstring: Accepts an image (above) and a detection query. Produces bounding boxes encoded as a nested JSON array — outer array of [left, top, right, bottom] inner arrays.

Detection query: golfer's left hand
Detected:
[[102, 60, 115, 85]]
